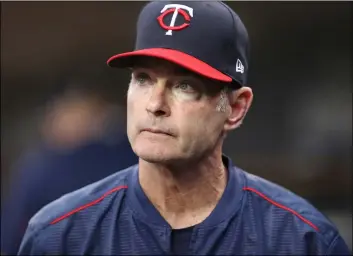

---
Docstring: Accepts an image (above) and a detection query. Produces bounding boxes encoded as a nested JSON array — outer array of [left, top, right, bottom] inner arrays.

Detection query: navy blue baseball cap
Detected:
[[107, 1, 250, 87]]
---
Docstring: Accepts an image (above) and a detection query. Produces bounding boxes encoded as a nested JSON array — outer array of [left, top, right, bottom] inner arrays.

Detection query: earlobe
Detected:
[[224, 87, 253, 131]]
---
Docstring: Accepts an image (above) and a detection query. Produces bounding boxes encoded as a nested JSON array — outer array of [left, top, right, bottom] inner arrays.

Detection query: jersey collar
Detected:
[[127, 154, 245, 228]]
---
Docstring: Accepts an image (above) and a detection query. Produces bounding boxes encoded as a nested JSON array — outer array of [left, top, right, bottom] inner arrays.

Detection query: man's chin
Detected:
[[134, 147, 182, 165], [138, 152, 177, 164], [132, 138, 190, 165]]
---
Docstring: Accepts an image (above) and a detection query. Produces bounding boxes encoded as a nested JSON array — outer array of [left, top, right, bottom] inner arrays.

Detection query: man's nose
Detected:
[[145, 79, 171, 117]]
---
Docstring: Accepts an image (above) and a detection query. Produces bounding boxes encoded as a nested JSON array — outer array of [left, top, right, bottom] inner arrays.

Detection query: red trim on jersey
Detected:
[[243, 187, 319, 231], [50, 185, 128, 225]]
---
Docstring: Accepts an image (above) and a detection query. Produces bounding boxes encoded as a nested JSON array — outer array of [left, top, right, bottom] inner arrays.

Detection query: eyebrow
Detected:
[[131, 59, 228, 91], [132, 66, 230, 96]]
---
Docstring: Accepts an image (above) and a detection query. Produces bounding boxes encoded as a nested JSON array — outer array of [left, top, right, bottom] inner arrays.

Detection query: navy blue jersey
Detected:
[[18, 156, 350, 255]]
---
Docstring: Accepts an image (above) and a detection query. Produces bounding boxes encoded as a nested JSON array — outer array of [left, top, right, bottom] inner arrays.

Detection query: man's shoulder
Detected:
[[239, 168, 340, 245], [26, 165, 136, 234]]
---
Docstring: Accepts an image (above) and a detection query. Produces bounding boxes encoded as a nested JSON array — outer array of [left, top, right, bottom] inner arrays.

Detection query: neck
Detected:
[[138, 146, 227, 228]]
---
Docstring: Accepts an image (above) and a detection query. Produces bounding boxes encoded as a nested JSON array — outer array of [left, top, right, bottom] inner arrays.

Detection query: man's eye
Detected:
[[134, 72, 151, 85], [175, 81, 195, 92]]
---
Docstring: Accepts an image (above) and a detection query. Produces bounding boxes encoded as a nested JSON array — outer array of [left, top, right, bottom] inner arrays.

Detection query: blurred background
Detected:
[[1, 1, 352, 254]]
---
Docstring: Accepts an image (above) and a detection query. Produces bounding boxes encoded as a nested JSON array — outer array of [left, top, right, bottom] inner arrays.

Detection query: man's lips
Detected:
[[141, 128, 173, 136]]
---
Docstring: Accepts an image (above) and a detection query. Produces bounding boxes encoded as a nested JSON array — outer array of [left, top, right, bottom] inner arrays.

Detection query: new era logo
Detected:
[[236, 59, 244, 74]]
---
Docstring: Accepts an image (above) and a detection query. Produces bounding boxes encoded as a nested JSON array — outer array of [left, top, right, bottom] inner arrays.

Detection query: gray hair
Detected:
[[216, 86, 231, 113]]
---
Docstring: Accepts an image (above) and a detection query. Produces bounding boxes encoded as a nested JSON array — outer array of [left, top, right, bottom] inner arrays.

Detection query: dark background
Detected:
[[1, 1, 351, 248]]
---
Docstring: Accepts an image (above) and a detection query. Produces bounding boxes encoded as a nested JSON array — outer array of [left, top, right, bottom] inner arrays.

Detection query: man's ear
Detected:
[[224, 87, 253, 131]]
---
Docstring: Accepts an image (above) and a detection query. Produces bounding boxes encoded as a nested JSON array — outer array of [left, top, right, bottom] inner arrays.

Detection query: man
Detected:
[[18, 1, 350, 255]]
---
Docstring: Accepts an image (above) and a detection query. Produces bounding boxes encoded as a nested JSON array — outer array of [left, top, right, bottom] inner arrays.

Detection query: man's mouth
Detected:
[[141, 128, 173, 136]]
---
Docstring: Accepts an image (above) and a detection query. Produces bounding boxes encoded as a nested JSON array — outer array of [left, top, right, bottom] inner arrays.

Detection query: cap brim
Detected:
[[106, 48, 232, 83]]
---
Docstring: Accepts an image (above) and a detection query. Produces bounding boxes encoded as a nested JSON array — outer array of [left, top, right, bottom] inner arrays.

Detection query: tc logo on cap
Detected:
[[157, 4, 194, 36]]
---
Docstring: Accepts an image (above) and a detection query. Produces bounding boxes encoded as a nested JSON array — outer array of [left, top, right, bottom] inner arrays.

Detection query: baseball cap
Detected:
[[107, 1, 250, 87]]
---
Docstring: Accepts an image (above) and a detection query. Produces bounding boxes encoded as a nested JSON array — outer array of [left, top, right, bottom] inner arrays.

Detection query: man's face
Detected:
[[127, 58, 230, 165]]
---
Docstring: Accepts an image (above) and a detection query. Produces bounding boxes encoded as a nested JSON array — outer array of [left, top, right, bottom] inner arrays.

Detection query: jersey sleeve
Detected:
[[1, 161, 47, 255], [17, 224, 44, 255], [326, 234, 352, 255]]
